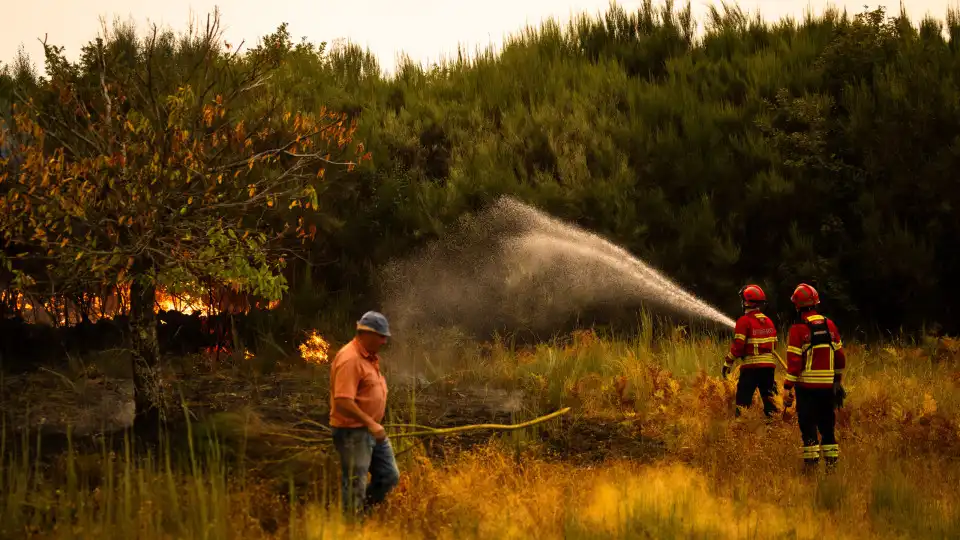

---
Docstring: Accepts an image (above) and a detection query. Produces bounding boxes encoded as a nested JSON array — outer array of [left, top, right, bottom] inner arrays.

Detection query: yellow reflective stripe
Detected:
[[787, 346, 803, 355], [807, 315, 824, 322], [746, 337, 777, 344], [798, 377, 834, 384], [734, 333, 746, 341], [799, 367, 835, 381], [785, 373, 799, 382], [802, 445, 821, 459], [821, 444, 839, 458], [834, 340, 843, 348], [741, 354, 774, 361]]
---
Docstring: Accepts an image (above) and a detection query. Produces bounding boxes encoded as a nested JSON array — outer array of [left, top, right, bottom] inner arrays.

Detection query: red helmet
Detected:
[[739, 284, 766, 309], [791, 283, 820, 309]]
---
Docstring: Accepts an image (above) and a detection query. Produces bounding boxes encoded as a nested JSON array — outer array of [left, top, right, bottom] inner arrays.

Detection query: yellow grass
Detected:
[[3, 328, 960, 539]]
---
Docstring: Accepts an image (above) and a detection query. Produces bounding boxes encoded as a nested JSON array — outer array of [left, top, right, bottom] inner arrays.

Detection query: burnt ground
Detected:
[[0, 355, 667, 470]]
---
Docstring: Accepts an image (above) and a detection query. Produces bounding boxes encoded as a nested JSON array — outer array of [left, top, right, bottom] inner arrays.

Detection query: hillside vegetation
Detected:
[[3, 2, 960, 336]]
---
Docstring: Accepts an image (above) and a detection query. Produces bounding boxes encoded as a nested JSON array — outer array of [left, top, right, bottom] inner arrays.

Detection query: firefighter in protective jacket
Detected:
[[723, 284, 779, 418], [782, 283, 847, 469]]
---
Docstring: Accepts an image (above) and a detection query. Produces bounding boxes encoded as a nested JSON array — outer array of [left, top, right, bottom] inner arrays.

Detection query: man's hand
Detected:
[[834, 382, 846, 408], [721, 365, 731, 379], [368, 422, 387, 442], [335, 398, 387, 441]]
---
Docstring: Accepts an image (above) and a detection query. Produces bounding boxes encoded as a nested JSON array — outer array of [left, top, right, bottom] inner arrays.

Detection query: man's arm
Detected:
[[830, 319, 846, 384], [332, 359, 387, 441], [334, 398, 386, 441], [783, 325, 805, 391], [725, 316, 748, 367]]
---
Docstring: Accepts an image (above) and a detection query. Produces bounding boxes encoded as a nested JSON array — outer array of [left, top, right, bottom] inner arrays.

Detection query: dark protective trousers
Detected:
[[735, 367, 778, 417], [795, 386, 838, 463]]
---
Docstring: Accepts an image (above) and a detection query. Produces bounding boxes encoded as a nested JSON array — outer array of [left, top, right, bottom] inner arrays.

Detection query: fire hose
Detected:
[[772, 350, 797, 412], [386, 407, 571, 440], [254, 407, 573, 464], [772, 350, 788, 370]]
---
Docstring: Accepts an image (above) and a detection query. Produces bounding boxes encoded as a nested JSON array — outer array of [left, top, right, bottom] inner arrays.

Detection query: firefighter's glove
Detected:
[[783, 389, 795, 408], [834, 382, 846, 409], [721, 365, 731, 379]]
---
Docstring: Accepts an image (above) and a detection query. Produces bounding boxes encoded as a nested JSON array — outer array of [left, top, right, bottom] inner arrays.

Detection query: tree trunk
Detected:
[[129, 274, 166, 439]]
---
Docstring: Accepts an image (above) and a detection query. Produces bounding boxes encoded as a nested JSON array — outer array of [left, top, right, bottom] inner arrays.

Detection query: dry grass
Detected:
[[2, 327, 960, 539]]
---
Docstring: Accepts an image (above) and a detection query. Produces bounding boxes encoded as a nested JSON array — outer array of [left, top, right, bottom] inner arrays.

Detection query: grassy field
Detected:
[[2, 322, 959, 539]]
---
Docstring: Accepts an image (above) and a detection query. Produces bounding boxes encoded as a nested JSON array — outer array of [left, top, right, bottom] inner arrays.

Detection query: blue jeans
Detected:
[[331, 427, 400, 515]]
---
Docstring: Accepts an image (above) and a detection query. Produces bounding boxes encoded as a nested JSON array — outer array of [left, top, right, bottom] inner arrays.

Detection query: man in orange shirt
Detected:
[[330, 311, 399, 516]]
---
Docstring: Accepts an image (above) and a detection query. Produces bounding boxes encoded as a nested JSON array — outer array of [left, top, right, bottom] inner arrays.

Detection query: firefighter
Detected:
[[782, 283, 847, 471], [723, 284, 779, 418]]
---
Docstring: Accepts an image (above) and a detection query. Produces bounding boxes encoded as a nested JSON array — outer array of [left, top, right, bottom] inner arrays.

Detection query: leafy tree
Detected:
[[0, 13, 369, 435], [6, 1, 960, 348]]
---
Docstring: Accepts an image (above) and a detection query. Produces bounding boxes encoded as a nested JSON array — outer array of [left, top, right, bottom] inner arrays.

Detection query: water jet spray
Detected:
[[381, 196, 736, 339]]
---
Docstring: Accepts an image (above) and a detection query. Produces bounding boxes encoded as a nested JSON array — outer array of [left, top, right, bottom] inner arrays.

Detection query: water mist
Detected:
[[380, 196, 736, 339]]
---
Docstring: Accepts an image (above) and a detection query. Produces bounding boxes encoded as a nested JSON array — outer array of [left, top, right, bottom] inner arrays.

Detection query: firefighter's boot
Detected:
[[822, 444, 839, 473], [802, 445, 821, 475]]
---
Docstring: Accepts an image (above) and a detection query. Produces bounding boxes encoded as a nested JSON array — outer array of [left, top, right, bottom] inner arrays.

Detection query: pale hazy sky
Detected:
[[4, 1, 957, 75]]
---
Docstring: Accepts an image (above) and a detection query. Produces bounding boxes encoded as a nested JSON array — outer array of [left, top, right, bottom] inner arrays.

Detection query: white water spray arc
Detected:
[[381, 196, 737, 335], [498, 198, 736, 329]]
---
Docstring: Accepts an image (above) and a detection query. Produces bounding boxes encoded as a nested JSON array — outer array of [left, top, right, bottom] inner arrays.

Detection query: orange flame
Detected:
[[6, 282, 281, 327], [299, 330, 331, 365], [155, 289, 207, 315]]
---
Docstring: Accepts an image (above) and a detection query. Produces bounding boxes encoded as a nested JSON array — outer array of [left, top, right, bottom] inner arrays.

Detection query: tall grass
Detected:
[[2, 327, 959, 539]]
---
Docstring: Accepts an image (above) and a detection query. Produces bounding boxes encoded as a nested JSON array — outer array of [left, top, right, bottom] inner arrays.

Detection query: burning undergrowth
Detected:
[[0, 329, 334, 440], [298, 331, 332, 365], [1, 281, 280, 328]]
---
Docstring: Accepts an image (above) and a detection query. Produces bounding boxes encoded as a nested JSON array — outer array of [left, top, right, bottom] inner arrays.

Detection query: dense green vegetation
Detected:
[[2, 6, 960, 536], [4, 2, 960, 336]]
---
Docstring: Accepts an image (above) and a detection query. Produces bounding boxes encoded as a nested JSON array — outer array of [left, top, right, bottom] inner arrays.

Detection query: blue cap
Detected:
[[357, 311, 391, 337]]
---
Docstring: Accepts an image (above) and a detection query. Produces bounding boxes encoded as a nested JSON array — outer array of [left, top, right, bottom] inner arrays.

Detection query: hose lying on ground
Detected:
[[386, 407, 571, 440], [270, 406, 572, 444], [202, 407, 573, 466]]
